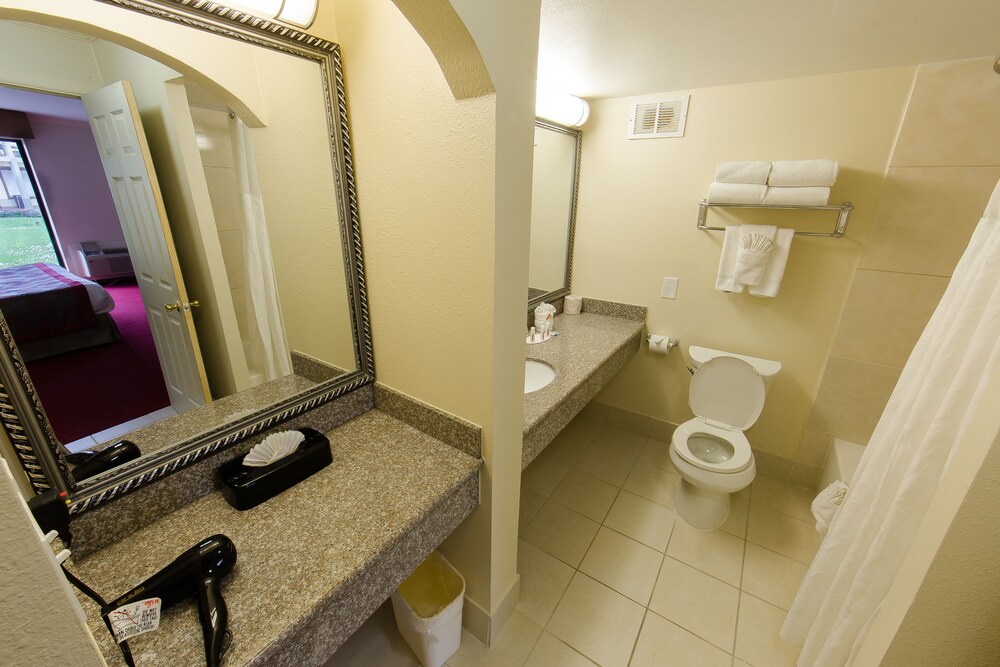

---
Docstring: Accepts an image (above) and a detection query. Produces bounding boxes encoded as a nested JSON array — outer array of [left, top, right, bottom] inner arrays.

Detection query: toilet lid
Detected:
[[689, 356, 765, 429]]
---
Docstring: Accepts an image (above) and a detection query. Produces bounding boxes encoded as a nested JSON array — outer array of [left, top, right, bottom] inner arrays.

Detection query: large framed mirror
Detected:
[[0, 0, 372, 513], [527, 118, 582, 307]]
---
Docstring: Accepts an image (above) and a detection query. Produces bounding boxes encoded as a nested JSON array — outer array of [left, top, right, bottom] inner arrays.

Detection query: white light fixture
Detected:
[[536, 88, 590, 127], [226, 0, 317, 29]]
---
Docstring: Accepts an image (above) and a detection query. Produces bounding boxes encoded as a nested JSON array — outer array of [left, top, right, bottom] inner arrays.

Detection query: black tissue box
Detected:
[[217, 428, 332, 510]]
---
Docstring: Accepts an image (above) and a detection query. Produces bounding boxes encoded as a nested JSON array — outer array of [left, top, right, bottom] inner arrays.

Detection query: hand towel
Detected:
[[812, 480, 848, 536], [715, 226, 745, 293], [763, 186, 831, 206], [734, 226, 777, 286], [706, 182, 767, 205], [767, 159, 839, 187], [748, 227, 795, 297], [714, 161, 772, 185]]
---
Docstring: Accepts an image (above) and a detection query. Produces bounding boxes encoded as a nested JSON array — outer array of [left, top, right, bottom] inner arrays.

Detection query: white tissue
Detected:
[[243, 430, 305, 467]]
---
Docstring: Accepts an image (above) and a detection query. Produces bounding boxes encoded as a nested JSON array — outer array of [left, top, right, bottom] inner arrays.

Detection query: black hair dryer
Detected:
[[102, 534, 237, 666]]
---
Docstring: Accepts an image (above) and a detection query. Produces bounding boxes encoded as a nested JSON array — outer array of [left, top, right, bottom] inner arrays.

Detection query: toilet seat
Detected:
[[672, 356, 764, 474], [672, 419, 752, 473]]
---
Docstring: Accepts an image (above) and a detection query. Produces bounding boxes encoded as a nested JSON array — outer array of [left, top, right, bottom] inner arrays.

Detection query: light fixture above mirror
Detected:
[[226, 0, 317, 28], [536, 87, 590, 128]]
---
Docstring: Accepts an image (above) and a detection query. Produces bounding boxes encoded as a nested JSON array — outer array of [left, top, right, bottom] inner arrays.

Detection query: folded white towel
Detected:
[[734, 227, 777, 286], [748, 227, 795, 297], [715, 226, 745, 293], [763, 186, 831, 206], [768, 159, 839, 187], [706, 182, 767, 205], [812, 480, 849, 536], [714, 161, 772, 185]]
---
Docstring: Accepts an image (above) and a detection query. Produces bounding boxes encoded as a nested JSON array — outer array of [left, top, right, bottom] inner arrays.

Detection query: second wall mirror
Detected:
[[528, 118, 582, 307]]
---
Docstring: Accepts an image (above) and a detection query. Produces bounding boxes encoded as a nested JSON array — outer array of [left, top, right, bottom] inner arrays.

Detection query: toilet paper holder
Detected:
[[647, 334, 679, 355]]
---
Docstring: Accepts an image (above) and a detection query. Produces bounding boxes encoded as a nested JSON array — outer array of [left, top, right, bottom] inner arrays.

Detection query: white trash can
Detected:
[[391, 551, 465, 667]]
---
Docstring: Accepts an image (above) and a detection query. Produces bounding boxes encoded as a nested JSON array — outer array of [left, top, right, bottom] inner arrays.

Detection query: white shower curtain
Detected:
[[233, 118, 291, 382], [781, 177, 1000, 666]]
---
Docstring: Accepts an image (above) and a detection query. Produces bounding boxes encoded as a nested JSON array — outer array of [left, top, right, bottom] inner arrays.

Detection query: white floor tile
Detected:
[[751, 476, 816, 523], [746, 504, 821, 565], [561, 416, 603, 445], [550, 470, 620, 522], [623, 462, 681, 508], [666, 519, 745, 586], [543, 430, 594, 467], [649, 557, 739, 653], [516, 540, 575, 626], [720, 497, 750, 539], [521, 501, 600, 568], [323, 600, 420, 667], [572, 442, 636, 487], [578, 527, 663, 605], [64, 435, 97, 454], [519, 488, 547, 534], [630, 611, 732, 667], [522, 456, 570, 497], [446, 612, 542, 667], [734, 593, 800, 667], [603, 490, 676, 552], [636, 437, 673, 472], [741, 543, 809, 611], [591, 426, 647, 462], [547, 573, 645, 667], [524, 632, 598, 667]]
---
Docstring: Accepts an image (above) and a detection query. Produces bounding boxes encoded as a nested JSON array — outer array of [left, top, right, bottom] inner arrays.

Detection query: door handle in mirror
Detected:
[[166, 300, 200, 312]]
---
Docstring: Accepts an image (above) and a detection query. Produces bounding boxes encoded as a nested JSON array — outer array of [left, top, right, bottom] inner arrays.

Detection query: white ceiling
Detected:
[[538, 0, 1000, 100]]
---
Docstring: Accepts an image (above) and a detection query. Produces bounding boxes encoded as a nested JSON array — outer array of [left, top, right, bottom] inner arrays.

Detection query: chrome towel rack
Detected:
[[697, 200, 854, 238]]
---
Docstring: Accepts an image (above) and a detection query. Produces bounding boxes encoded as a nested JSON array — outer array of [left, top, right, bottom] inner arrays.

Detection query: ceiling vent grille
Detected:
[[628, 96, 689, 139]]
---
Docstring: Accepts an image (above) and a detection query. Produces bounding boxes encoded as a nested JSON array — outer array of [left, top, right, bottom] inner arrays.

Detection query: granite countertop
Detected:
[[67, 410, 482, 666], [522, 312, 644, 468]]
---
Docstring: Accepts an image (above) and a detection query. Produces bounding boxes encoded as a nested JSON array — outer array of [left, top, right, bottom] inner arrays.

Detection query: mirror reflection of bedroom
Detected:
[[0, 21, 292, 455]]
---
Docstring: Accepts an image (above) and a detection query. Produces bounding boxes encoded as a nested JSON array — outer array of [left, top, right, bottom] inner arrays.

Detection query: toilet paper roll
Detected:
[[648, 335, 675, 355], [564, 295, 582, 315]]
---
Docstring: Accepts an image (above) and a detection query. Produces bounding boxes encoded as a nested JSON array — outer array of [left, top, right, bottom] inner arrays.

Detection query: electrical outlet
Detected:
[[661, 276, 678, 299]]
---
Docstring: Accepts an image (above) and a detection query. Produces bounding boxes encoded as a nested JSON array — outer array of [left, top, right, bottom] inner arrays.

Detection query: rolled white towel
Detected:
[[768, 159, 839, 187], [714, 161, 772, 185], [763, 186, 831, 206], [812, 480, 849, 537], [707, 182, 767, 205]]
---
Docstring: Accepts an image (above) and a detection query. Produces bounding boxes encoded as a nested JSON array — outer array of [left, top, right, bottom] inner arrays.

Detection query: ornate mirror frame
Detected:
[[0, 0, 373, 514]]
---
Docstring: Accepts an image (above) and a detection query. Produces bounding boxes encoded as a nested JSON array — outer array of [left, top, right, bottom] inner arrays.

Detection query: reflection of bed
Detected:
[[0, 263, 121, 361]]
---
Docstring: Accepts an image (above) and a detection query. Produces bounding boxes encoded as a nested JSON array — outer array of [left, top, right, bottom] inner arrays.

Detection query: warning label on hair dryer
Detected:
[[107, 597, 162, 642]]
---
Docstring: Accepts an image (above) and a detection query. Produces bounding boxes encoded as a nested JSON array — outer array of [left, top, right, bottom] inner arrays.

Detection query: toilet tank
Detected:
[[689, 345, 782, 389]]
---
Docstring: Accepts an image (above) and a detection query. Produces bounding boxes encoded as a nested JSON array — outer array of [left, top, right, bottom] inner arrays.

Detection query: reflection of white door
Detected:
[[82, 80, 210, 412]]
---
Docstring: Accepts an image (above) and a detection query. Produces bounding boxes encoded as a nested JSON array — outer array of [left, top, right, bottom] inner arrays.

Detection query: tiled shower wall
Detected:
[[798, 58, 1000, 487]]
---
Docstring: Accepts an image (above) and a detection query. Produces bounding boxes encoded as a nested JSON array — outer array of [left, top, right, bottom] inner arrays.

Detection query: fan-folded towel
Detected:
[[706, 182, 767, 205], [714, 161, 772, 185], [768, 159, 839, 187]]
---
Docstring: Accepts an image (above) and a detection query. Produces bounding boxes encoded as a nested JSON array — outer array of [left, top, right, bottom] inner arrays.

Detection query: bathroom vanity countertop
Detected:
[[68, 409, 482, 666], [523, 312, 644, 468]]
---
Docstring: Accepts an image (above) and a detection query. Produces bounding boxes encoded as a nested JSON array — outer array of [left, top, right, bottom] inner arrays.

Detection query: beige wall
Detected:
[[0, 459, 106, 666], [801, 58, 1000, 486], [574, 67, 915, 472]]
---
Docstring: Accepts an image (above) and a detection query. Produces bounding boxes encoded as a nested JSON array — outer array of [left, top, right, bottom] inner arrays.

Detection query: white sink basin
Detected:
[[525, 360, 555, 394]]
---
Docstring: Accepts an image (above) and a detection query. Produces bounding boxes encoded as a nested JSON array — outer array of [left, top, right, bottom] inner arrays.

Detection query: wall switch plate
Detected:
[[661, 276, 679, 299]]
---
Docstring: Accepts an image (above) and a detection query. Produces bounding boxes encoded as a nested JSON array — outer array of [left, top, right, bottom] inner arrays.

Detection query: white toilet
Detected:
[[669, 346, 781, 530]]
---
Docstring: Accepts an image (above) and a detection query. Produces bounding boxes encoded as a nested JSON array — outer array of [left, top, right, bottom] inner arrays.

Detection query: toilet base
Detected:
[[674, 478, 732, 530]]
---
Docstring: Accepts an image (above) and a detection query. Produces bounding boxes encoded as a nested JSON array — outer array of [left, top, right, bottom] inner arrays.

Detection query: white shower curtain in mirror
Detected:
[[781, 178, 1000, 666], [233, 118, 291, 382]]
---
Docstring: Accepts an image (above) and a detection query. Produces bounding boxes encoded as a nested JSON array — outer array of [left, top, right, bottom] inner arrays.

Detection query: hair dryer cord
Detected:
[[61, 564, 136, 667]]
